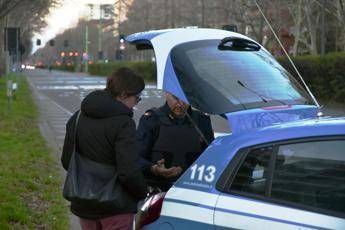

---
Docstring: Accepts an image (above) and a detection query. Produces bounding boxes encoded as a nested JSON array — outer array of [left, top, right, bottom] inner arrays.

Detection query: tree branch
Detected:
[[0, 0, 24, 20]]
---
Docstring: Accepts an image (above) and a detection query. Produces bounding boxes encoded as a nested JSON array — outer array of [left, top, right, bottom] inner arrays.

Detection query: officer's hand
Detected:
[[151, 159, 182, 178], [151, 163, 175, 178], [170, 166, 183, 177], [161, 166, 183, 178], [156, 159, 165, 167]]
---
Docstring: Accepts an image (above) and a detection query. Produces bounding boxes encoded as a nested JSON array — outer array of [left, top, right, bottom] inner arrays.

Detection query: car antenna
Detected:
[[175, 99, 210, 145], [184, 108, 210, 145], [254, 0, 321, 113]]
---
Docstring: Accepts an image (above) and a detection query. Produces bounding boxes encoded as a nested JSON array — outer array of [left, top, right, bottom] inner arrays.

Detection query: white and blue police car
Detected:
[[127, 28, 345, 230]]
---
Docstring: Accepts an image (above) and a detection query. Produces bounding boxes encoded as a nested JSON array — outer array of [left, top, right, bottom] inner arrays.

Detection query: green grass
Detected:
[[0, 74, 68, 229]]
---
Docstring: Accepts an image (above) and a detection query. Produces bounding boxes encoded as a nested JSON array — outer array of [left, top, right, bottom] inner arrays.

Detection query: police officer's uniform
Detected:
[[137, 103, 214, 191]]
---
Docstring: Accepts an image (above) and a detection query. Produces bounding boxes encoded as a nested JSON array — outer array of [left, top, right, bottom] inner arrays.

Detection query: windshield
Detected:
[[171, 40, 313, 114]]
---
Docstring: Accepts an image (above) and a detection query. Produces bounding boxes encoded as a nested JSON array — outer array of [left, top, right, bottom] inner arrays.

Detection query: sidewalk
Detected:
[[27, 75, 81, 230]]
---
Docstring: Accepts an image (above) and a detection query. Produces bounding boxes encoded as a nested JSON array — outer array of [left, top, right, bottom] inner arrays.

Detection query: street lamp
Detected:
[[84, 4, 93, 73]]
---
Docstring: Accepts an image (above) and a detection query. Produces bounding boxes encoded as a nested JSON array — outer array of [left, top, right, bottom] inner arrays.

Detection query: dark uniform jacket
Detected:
[[137, 103, 214, 190], [61, 90, 147, 219]]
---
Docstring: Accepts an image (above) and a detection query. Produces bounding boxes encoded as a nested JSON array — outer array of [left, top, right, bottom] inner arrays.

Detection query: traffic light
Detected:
[[49, 39, 55, 46], [119, 34, 126, 50], [119, 34, 125, 43], [98, 51, 103, 59], [4, 27, 20, 54]]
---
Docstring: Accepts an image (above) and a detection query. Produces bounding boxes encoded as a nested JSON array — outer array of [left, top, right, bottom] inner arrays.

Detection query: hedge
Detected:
[[88, 61, 156, 82], [54, 52, 345, 103], [52, 65, 75, 72], [278, 52, 345, 103]]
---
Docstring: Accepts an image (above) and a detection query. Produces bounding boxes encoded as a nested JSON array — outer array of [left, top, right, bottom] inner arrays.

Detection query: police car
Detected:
[[126, 28, 345, 229]]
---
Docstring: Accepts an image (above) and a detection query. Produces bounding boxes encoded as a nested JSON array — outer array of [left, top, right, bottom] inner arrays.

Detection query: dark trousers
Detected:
[[79, 213, 134, 230]]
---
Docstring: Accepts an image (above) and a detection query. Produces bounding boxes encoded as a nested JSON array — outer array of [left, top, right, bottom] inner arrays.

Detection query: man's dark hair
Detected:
[[106, 67, 145, 97]]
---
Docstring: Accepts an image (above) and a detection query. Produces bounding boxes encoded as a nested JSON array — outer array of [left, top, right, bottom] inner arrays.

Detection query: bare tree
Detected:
[[0, 0, 58, 74], [0, 0, 23, 19], [114, 0, 345, 56], [336, 0, 345, 49]]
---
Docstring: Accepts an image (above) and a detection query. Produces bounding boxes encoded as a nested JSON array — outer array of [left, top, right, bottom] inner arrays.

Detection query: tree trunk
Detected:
[[292, 0, 303, 56], [304, 4, 318, 54]]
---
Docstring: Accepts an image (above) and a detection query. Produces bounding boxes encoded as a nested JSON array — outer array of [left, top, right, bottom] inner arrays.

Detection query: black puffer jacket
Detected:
[[61, 90, 147, 219]]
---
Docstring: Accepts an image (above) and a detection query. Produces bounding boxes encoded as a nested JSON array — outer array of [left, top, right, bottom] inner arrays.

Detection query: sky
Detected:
[[32, 0, 115, 53]]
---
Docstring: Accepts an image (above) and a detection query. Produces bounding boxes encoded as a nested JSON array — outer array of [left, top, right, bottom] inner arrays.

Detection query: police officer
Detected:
[[137, 92, 214, 191]]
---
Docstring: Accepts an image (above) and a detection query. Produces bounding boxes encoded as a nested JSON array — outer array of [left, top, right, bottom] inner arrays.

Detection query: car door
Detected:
[[214, 138, 345, 229]]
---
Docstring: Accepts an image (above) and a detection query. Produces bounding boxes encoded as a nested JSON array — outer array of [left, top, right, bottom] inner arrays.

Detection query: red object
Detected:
[[262, 105, 292, 110], [139, 192, 166, 228], [60, 51, 65, 57], [69, 51, 74, 57], [74, 52, 79, 57]]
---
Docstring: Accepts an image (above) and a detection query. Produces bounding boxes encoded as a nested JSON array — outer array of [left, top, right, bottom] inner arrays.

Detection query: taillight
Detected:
[[137, 192, 166, 229]]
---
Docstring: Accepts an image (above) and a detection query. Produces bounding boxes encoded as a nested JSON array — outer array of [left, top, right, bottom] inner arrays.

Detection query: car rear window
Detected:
[[171, 40, 313, 114]]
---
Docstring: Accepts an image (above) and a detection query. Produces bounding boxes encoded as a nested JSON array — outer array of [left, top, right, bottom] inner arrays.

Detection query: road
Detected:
[[25, 69, 345, 229]]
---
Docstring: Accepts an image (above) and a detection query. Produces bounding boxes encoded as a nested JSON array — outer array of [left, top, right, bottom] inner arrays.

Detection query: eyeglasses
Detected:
[[134, 94, 142, 103]]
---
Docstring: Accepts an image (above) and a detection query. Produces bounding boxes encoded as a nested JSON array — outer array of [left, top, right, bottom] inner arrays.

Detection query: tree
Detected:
[[0, 0, 23, 20], [112, 0, 345, 57], [0, 0, 58, 74]]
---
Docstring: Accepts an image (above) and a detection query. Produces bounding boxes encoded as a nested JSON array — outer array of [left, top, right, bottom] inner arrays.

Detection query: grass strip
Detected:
[[0, 74, 68, 229]]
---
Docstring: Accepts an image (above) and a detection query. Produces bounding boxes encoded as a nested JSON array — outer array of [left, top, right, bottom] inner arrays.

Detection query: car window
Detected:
[[171, 40, 312, 114], [230, 147, 273, 195], [271, 140, 345, 214]]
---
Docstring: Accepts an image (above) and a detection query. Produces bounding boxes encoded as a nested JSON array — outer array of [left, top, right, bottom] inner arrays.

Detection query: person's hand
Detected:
[[151, 159, 183, 178]]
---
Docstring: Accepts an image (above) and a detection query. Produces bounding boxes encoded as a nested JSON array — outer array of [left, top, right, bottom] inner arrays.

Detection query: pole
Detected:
[[85, 23, 89, 73], [118, 0, 122, 34], [15, 28, 19, 83], [98, 4, 103, 62], [201, 0, 205, 27], [85, 4, 93, 73], [6, 80, 12, 112]]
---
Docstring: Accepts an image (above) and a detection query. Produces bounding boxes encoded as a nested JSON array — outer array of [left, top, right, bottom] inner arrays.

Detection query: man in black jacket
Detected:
[[62, 68, 147, 230], [137, 92, 214, 191]]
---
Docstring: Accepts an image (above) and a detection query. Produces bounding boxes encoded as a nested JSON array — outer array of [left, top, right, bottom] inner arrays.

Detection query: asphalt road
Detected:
[[25, 69, 345, 229]]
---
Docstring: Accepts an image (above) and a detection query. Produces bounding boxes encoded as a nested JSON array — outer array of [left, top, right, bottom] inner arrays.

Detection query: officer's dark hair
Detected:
[[106, 67, 145, 97]]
